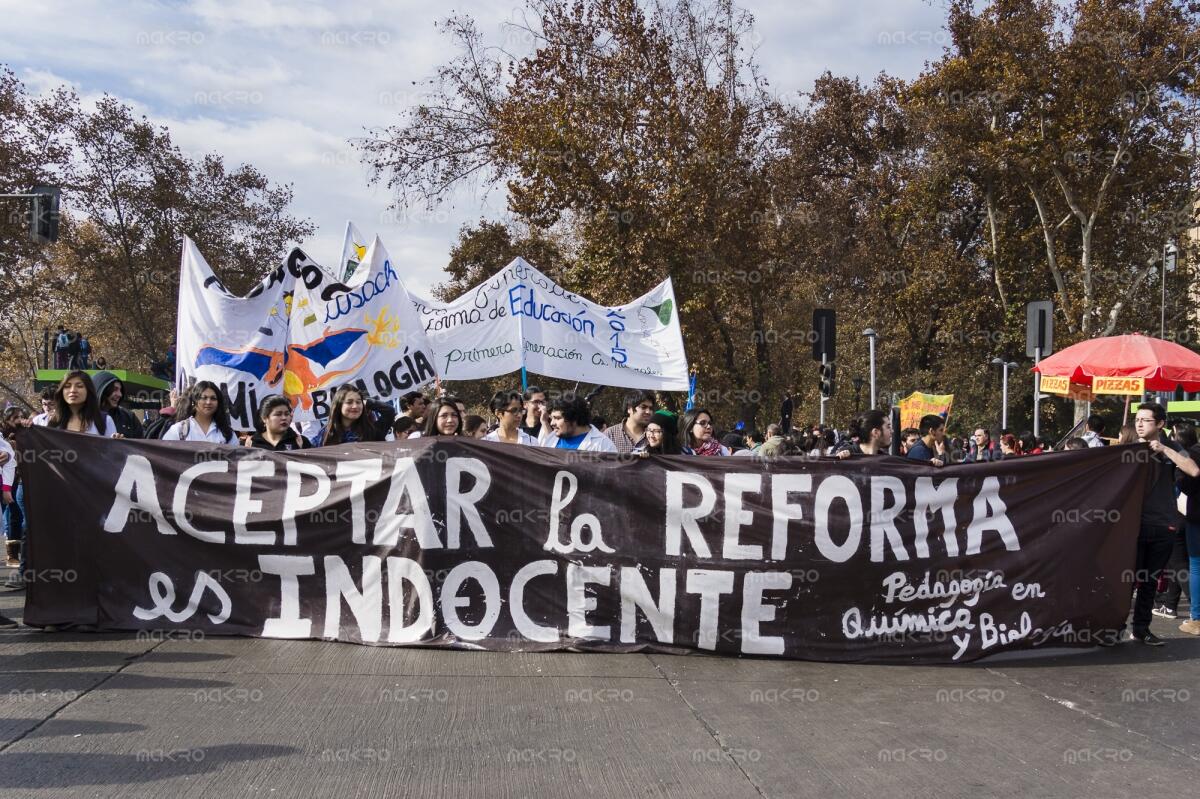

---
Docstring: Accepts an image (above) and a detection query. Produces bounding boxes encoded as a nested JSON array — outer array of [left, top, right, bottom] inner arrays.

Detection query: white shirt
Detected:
[[162, 419, 238, 445], [44, 416, 116, 436], [1082, 430, 1105, 447], [0, 438, 15, 490], [484, 429, 538, 445], [32, 412, 50, 426], [87, 416, 117, 437]]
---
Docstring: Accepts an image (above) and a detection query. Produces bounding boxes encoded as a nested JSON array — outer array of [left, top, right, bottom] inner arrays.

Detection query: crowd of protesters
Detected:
[[2, 373, 1199, 643]]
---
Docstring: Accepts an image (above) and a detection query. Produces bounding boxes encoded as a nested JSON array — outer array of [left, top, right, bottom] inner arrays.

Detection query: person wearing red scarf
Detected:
[[681, 408, 729, 456]]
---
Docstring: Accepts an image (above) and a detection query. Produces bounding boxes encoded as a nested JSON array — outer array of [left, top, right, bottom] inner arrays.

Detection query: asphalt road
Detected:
[[2, 572, 1196, 799]]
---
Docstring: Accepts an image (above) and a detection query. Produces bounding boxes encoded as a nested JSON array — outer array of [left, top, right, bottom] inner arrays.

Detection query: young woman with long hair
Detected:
[[50, 371, 116, 436], [680, 408, 728, 456], [420, 399, 463, 438], [162, 381, 237, 444], [316, 384, 393, 446]]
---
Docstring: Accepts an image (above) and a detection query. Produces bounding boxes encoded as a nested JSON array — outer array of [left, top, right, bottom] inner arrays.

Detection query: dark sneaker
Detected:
[[1129, 631, 1166, 646], [1152, 605, 1177, 619], [0, 614, 17, 628]]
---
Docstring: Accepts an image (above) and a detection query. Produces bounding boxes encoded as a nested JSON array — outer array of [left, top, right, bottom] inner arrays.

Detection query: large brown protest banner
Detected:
[[17, 427, 1149, 663]]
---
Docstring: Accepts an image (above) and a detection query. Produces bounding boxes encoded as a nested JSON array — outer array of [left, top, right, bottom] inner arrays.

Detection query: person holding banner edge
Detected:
[[1176, 426, 1200, 635], [1121, 403, 1199, 646], [49, 371, 118, 438]]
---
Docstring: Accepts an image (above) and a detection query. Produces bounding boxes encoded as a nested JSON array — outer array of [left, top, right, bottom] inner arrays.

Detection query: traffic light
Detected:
[[812, 308, 836, 361], [29, 185, 60, 244], [819, 362, 836, 398]]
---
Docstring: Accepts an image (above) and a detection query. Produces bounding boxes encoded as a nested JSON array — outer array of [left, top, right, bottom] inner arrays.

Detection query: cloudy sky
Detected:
[[0, 0, 948, 294]]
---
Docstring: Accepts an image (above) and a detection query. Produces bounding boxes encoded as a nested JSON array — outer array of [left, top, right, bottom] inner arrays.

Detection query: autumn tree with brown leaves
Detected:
[[361, 0, 1198, 435], [0, 70, 312, 407]]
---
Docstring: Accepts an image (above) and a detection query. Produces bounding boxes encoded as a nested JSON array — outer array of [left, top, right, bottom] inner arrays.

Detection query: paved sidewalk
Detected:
[[2, 577, 1197, 798]]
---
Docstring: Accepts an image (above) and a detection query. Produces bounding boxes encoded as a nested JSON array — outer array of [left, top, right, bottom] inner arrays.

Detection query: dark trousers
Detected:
[[1130, 526, 1174, 634], [1155, 527, 1190, 610]]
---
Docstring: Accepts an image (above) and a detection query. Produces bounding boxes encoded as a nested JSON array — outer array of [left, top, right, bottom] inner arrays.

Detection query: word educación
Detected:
[[101, 453, 1018, 654]]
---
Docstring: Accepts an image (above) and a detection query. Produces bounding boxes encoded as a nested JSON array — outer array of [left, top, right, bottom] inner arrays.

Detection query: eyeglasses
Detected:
[[694, 419, 713, 427], [198, 395, 219, 403]]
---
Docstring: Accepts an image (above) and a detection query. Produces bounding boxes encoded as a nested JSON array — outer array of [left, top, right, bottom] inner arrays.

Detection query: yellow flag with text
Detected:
[[898, 392, 955, 430]]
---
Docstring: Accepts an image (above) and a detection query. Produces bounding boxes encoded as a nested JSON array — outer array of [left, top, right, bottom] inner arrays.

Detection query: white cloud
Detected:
[[0, 0, 948, 294]]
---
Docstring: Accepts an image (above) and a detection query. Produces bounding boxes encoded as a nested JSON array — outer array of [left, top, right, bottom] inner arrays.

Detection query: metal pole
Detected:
[[1001, 363, 1009, 430], [819, 352, 827, 425], [868, 334, 877, 409], [1161, 246, 1166, 340], [1033, 346, 1041, 438]]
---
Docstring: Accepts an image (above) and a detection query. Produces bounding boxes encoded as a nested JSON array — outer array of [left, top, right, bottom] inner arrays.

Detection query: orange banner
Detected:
[[1092, 376, 1144, 396]]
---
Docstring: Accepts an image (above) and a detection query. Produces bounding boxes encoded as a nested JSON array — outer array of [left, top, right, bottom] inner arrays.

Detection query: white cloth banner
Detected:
[[285, 235, 437, 425], [176, 237, 305, 429], [176, 236, 436, 431], [414, 257, 688, 390]]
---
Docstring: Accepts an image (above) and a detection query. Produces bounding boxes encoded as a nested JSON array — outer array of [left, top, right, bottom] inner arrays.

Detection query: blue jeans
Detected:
[[3, 487, 22, 542], [15, 482, 26, 574], [1187, 522, 1200, 622]]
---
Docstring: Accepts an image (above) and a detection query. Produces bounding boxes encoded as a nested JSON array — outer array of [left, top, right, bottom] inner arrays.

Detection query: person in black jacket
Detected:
[[314, 384, 396, 446], [1123, 403, 1199, 646], [92, 371, 145, 439], [247, 395, 310, 451]]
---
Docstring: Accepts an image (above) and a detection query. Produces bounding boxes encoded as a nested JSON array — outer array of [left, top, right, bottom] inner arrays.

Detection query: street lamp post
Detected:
[[862, 328, 877, 409], [1162, 241, 1178, 340], [991, 357, 1019, 430]]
